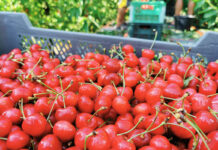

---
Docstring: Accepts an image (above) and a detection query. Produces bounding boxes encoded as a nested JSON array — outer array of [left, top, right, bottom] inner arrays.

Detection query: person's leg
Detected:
[[174, 0, 183, 16], [187, 0, 195, 16], [116, 7, 127, 28]]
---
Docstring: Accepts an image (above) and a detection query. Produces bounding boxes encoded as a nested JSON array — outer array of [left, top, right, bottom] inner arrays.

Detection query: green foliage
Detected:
[[0, 0, 119, 32], [193, 0, 218, 29]]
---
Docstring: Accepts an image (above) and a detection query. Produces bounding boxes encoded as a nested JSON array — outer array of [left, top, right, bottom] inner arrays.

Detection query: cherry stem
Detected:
[[84, 132, 94, 150], [171, 52, 179, 62], [111, 81, 119, 96], [121, 64, 126, 96], [46, 95, 58, 121], [176, 42, 186, 56], [62, 81, 74, 93], [117, 117, 144, 136], [207, 93, 218, 97], [152, 68, 162, 84], [48, 120, 53, 128], [26, 57, 42, 80], [1, 90, 12, 97], [163, 68, 168, 81], [183, 64, 194, 80], [128, 120, 165, 142], [0, 137, 7, 140], [7, 52, 15, 60], [36, 80, 58, 95], [161, 96, 178, 101], [208, 107, 218, 120], [88, 107, 107, 122], [146, 108, 160, 131], [88, 79, 102, 91], [166, 122, 197, 148], [185, 118, 210, 150], [19, 98, 26, 120], [150, 30, 158, 50], [185, 114, 209, 141], [58, 76, 66, 108], [33, 92, 49, 97], [198, 65, 204, 81]]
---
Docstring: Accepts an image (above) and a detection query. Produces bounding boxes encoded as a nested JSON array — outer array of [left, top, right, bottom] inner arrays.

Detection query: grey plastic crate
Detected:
[[0, 12, 218, 61]]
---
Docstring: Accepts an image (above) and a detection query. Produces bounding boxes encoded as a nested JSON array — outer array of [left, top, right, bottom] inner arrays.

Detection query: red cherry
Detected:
[[128, 129, 151, 147], [55, 106, 77, 123], [112, 96, 131, 115], [150, 135, 172, 150], [160, 55, 173, 65], [22, 113, 47, 137], [117, 87, 133, 101], [167, 74, 184, 88], [30, 44, 41, 52], [125, 53, 139, 68], [142, 49, 155, 60], [79, 84, 98, 99], [74, 127, 93, 149], [38, 134, 62, 150], [163, 83, 183, 98], [145, 87, 163, 105], [0, 97, 14, 115], [53, 120, 76, 142], [104, 58, 121, 73], [34, 97, 51, 115], [190, 93, 210, 113], [201, 130, 218, 150], [87, 128, 111, 150], [0, 118, 12, 137], [145, 113, 166, 135], [132, 103, 151, 116], [1, 108, 21, 124], [139, 146, 157, 150], [115, 119, 134, 134], [199, 79, 217, 96], [169, 116, 196, 139], [134, 83, 151, 102], [194, 110, 218, 133], [112, 135, 136, 150], [0, 140, 7, 150], [75, 113, 98, 129], [6, 130, 30, 150], [122, 44, 134, 54], [78, 95, 94, 113], [103, 125, 118, 143]]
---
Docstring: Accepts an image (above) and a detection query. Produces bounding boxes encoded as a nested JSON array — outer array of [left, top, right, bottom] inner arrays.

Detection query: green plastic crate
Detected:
[[129, 1, 166, 24]]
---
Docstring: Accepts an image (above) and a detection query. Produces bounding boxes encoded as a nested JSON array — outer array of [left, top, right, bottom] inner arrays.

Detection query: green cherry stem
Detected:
[[0, 137, 7, 140], [117, 117, 144, 136], [84, 132, 94, 150], [88, 107, 107, 122], [46, 95, 59, 121]]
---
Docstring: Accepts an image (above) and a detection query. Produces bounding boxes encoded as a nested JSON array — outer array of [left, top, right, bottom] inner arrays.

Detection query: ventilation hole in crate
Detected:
[[55, 43, 60, 51], [68, 40, 72, 48], [65, 44, 69, 50], [54, 47, 59, 55], [31, 36, 36, 44], [49, 38, 54, 45]]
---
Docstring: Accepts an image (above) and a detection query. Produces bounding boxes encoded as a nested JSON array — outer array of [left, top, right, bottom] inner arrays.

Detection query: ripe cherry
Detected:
[[22, 113, 47, 137], [6, 130, 30, 150], [150, 135, 172, 150], [53, 120, 76, 142], [112, 96, 131, 115], [38, 134, 62, 150]]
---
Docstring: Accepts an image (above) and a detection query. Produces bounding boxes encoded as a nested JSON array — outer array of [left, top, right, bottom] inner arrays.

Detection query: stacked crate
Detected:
[[128, 0, 166, 40]]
